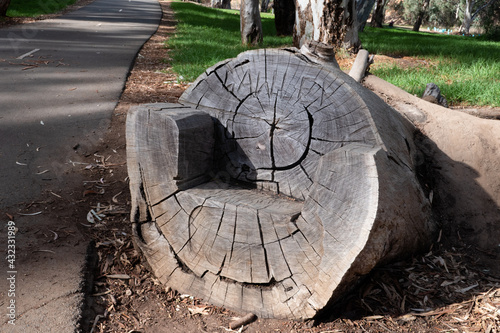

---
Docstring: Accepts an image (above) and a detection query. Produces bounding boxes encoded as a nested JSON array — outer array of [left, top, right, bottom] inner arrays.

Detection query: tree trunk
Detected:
[[460, 0, 498, 34], [126, 49, 435, 319], [0, 0, 11, 17], [357, 0, 376, 31], [261, 0, 270, 12], [241, 0, 263, 45], [343, 0, 361, 49], [412, 0, 430, 32], [274, 0, 295, 36], [460, 1, 473, 34], [295, 0, 361, 50], [370, 0, 388, 28], [212, 0, 231, 9]]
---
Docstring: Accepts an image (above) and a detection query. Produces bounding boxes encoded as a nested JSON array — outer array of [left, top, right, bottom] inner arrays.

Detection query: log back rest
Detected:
[[179, 48, 379, 200]]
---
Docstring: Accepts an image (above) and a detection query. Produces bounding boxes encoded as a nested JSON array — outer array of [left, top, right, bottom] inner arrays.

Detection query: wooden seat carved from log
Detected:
[[126, 49, 435, 319]]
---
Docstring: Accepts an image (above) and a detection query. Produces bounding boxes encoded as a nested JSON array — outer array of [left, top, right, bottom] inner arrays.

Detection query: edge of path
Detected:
[[0, 0, 163, 332]]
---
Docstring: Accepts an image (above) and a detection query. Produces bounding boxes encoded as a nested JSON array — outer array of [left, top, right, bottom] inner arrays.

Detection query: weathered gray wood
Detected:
[[127, 49, 435, 319], [299, 41, 339, 69], [126, 103, 214, 223], [349, 48, 370, 82]]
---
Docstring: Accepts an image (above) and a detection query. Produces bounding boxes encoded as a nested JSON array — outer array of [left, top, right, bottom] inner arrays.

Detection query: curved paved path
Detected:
[[0, 1, 161, 331], [0, 0, 161, 208]]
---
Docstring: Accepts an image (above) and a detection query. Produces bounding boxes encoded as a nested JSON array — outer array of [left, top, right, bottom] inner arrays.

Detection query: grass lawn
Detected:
[[6, 0, 78, 17], [166, 2, 292, 82], [166, 3, 499, 107], [360, 27, 500, 107]]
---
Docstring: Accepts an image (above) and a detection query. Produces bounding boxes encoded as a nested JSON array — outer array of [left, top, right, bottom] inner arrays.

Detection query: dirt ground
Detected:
[[2, 1, 499, 332]]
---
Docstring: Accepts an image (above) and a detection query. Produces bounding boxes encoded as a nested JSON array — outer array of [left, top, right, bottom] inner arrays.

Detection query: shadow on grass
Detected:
[[361, 26, 500, 62]]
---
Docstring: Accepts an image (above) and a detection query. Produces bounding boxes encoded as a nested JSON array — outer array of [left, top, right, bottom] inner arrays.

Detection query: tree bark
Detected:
[[460, 0, 497, 34], [211, 0, 231, 9], [294, 0, 361, 50], [127, 49, 435, 319], [261, 0, 271, 12], [0, 0, 11, 17], [241, 0, 263, 45], [274, 0, 295, 36], [370, 0, 388, 28], [460, 0, 473, 34], [343, 0, 361, 49], [357, 0, 376, 31], [412, 0, 430, 32]]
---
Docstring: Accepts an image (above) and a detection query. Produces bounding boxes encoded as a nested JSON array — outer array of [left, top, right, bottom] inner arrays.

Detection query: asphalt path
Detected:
[[0, 0, 161, 331], [0, 0, 161, 208]]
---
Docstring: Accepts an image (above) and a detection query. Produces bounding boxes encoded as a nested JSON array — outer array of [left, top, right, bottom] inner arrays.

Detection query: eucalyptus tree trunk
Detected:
[[460, 0, 497, 34], [0, 0, 11, 17], [294, 0, 361, 50], [241, 0, 263, 45], [261, 0, 271, 12], [211, 0, 231, 9], [274, 0, 295, 35], [412, 0, 430, 32], [357, 0, 376, 31], [370, 0, 389, 28], [461, 1, 473, 34]]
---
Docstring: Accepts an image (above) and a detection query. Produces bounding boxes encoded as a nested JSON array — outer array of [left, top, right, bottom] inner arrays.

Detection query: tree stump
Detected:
[[126, 49, 435, 319]]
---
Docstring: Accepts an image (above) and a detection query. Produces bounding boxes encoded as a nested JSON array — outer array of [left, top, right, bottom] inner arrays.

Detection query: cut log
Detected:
[[126, 49, 435, 319]]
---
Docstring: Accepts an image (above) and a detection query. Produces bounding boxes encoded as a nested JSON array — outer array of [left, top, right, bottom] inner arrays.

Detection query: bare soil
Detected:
[[2, 1, 498, 332]]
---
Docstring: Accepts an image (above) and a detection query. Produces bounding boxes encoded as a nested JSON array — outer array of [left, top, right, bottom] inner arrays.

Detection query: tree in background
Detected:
[[261, 0, 271, 12], [211, 0, 231, 9], [370, 0, 390, 28], [241, 0, 263, 45], [412, 0, 431, 31], [393, 0, 498, 33], [294, 0, 375, 51], [358, 0, 376, 31], [274, 0, 295, 35], [427, 0, 459, 28], [480, 0, 500, 38], [0, 0, 11, 17], [460, 0, 498, 34]]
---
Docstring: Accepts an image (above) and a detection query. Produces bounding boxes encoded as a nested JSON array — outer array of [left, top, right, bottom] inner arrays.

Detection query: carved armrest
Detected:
[[126, 103, 214, 223]]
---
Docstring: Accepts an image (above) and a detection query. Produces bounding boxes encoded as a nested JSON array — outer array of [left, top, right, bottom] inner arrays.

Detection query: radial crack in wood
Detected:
[[126, 48, 435, 319]]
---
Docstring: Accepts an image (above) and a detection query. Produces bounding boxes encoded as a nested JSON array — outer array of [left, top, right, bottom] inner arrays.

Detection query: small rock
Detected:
[[422, 83, 448, 108]]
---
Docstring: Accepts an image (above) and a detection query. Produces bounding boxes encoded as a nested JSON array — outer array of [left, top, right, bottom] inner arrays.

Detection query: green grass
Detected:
[[166, 4, 498, 106], [360, 27, 500, 106], [167, 2, 292, 82], [6, 0, 77, 17]]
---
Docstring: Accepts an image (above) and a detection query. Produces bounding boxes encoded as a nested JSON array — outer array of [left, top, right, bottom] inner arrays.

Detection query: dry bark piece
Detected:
[[349, 48, 371, 82], [126, 49, 435, 319], [229, 313, 257, 329], [422, 83, 448, 108]]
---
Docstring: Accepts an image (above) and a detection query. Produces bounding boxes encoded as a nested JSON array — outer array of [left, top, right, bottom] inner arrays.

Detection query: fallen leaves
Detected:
[[188, 305, 210, 316], [106, 274, 131, 280]]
